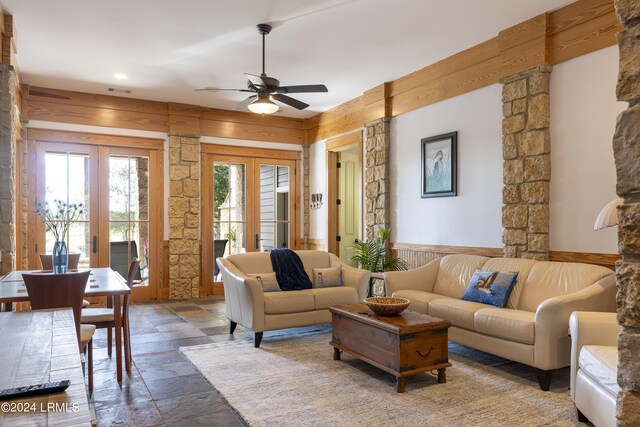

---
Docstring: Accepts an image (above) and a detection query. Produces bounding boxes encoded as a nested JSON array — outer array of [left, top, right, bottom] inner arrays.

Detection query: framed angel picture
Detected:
[[421, 131, 457, 198]]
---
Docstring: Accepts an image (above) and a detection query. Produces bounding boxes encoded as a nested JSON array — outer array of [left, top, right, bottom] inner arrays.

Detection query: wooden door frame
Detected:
[[26, 128, 164, 300], [200, 143, 302, 295], [325, 131, 363, 256]]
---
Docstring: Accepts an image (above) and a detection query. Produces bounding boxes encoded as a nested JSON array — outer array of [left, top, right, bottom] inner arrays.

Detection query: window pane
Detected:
[[130, 156, 149, 221], [109, 156, 130, 221]]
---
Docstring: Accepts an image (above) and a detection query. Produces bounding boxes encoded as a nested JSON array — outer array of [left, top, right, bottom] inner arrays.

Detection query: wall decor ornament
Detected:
[[421, 131, 457, 198]]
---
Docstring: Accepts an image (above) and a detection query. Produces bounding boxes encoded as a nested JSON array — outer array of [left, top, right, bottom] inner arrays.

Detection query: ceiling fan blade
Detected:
[[196, 87, 255, 93], [275, 84, 328, 94], [245, 73, 267, 89], [233, 95, 258, 111], [272, 94, 309, 110]]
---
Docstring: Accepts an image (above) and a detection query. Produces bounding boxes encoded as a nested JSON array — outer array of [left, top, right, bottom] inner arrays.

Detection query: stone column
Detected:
[[302, 144, 310, 249], [0, 65, 18, 275], [500, 65, 552, 260], [364, 118, 390, 240], [18, 118, 28, 269], [168, 134, 200, 299], [613, 1, 640, 425]]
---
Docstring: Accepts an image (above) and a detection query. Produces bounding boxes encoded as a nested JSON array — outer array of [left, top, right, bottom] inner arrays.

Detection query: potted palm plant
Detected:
[[351, 227, 408, 296]]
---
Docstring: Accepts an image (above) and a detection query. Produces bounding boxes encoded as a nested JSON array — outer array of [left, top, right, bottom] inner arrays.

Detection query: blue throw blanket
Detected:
[[270, 248, 312, 291]]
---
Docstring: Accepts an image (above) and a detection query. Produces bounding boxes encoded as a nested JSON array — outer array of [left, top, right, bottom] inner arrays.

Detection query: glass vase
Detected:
[[52, 240, 68, 274]]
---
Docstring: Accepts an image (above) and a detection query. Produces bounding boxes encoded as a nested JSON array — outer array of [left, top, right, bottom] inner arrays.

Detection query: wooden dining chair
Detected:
[[81, 259, 139, 368], [39, 253, 81, 270], [39, 253, 90, 308], [22, 271, 95, 392]]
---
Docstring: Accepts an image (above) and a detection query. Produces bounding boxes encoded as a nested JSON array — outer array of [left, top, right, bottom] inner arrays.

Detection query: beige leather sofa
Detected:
[[217, 250, 370, 347], [570, 312, 619, 427], [385, 254, 616, 389]]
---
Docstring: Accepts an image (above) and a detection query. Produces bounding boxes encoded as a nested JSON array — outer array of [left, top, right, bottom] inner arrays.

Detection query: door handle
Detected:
[[92, 235, 97, 253], [255, 234, 260, 251]]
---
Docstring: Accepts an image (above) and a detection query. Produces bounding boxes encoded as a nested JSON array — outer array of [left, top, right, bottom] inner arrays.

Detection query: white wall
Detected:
[[308, 140, 328, 242], [549, 46, 625, 254], [390, 84, 504, 247]]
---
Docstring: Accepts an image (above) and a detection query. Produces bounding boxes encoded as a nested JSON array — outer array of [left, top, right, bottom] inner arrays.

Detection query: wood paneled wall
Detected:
[[304, 0, 620, 143], [391, 243, 618, 271], [25, 87, 306, 144]]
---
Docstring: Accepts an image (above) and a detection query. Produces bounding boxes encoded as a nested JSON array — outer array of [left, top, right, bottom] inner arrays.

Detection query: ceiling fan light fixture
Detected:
[[247, 95, 279, 114]]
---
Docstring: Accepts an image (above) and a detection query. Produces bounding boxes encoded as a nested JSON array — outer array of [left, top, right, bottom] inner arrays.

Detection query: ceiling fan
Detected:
[[196, 23, 328, 114]]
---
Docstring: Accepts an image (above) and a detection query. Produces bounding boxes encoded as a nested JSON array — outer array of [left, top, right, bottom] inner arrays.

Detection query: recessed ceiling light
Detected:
[[113, 73, 128, 80]]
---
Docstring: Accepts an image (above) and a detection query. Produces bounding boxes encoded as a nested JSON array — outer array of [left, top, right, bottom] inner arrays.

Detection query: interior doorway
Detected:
[[338, 149, 359, 265], [326, 131, 363, 260]]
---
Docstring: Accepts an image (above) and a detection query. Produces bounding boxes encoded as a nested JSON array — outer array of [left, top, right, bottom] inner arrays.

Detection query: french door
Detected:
[[201, 146, 300, 295], [33, 139, 162, 300]]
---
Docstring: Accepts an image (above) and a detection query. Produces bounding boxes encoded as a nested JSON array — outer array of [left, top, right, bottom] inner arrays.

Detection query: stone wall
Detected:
[[364, 118, 390, 240], [0, 65, 18, 275], [613, 1, 640, 425], [168, 134, 200, 299], [18, 119, 28, 270], [500, 65, 552, 261]]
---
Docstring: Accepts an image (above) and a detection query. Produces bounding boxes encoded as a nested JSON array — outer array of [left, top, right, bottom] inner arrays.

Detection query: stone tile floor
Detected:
[[90, 297, 252, 426]]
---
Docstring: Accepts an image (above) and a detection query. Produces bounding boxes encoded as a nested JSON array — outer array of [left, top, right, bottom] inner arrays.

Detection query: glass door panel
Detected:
[[108, 154, 150, 286], [212, 161, 247, 280], [37, 145, 97, 270], [256, 161, 293, 251]]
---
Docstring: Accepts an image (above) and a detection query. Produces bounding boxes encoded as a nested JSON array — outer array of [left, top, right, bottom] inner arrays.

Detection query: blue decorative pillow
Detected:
[[461, 269, 519, 308]]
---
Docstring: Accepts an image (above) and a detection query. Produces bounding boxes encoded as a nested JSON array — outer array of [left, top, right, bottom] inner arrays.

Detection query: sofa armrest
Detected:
[[533, 274, 616, 370], [384, 257, 441, 296], [217, 258, 266, 332], [329, 254, 371, 301], [569, 311, 619, 400]]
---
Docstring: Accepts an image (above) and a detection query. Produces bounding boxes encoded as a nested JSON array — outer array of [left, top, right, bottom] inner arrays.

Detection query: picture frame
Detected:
[[421, 131, 457, 198]]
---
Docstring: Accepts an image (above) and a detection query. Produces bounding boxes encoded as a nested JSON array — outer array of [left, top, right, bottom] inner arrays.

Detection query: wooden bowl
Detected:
[[364, 297, 410, 316]]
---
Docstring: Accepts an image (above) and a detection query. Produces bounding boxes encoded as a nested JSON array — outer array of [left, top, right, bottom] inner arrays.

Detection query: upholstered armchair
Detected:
[[569, 311, 620, 427]]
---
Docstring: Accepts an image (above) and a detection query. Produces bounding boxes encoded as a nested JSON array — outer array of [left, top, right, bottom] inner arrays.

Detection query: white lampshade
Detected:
[[594, 198, 623, 231], [247, 96, 279, 114]]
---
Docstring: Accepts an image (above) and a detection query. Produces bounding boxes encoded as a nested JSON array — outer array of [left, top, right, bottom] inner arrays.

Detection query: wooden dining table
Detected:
[[0, 309, 92, 426], [0, 268, 131, 383]]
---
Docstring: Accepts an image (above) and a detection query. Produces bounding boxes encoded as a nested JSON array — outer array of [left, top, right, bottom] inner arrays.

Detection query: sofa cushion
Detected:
[[481, 258, 537, 309], [519, 262, 613, 312], [308, 287, 358, 310], [474, 308, 535, 345], [460, 269, 518, 308], [579, 345, 619, 396], [312, 267, 343, 288], [428, 299, 488, 330], [391, 290, 453, 314], [227, 252, 274, 275], [264, 291, 315, 314], [432, 255, 489, 298]]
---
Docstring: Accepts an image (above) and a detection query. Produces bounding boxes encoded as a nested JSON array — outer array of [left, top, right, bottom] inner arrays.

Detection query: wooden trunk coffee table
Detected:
[[329, 303, 452, 393]]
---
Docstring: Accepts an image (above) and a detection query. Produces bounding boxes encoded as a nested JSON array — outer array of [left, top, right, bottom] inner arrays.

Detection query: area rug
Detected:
[[181, 328, 581, 427]]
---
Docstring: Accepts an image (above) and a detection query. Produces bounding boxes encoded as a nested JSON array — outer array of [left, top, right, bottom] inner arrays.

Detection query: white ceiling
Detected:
[[4, 0, 573, 118]]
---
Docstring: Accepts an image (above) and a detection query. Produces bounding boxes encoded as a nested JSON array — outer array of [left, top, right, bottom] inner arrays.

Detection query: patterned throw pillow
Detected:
[[460, 269, 519, 308], [248, 273, 281, 292], [312, 267, 343, 288]]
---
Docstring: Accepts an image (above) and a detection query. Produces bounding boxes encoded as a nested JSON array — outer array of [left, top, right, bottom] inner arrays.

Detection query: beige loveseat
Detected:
[[570, 312, 619, 427], [217, 250, 370, 347], [385, 254, 616, 389]]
